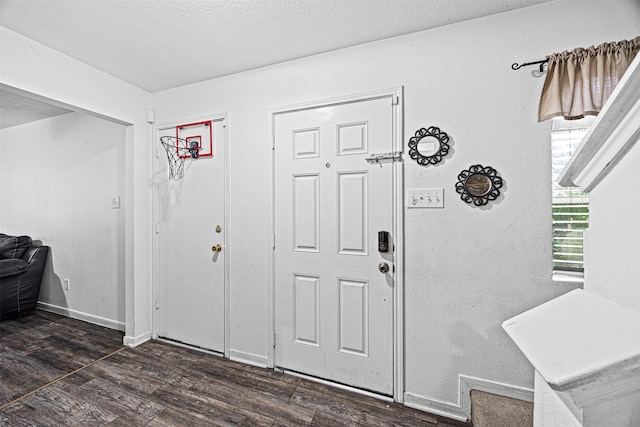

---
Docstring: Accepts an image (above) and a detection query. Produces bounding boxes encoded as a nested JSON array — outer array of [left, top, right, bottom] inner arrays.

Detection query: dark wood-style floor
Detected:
[[1, 311, 472, 426]]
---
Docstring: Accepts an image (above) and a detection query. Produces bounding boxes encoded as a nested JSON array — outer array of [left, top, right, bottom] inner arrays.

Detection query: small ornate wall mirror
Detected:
[[408, 126, 450, 165], [455, 165, 503, 206]]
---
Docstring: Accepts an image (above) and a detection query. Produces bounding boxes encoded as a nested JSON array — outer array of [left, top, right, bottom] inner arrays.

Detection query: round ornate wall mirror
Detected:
[[465, 173, 492, 196], [455, 165, 503, 206], [416, 135, 440, 157], [408, 126, 450, 165]]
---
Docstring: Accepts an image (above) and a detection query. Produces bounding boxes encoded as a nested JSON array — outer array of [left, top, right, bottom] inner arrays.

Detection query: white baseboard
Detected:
[[404, 375, 534, 422], [37, 301, 125, 332], [404, 392, 469, 422], [459, 375, 534, 418], [229, 349, 268, 368], [123, 331, 152, 347]]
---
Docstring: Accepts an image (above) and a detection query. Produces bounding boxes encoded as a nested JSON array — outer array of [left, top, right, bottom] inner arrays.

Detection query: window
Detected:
[[551, 118, 594, 272]]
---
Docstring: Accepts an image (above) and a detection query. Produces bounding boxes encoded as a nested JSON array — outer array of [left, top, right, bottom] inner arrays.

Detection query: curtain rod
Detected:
[[511, 59, 548, 72]]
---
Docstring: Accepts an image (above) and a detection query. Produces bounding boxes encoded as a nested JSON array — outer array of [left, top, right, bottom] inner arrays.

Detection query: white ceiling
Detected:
[[0, 0, 552, 93], [0, 89, 73, 129]]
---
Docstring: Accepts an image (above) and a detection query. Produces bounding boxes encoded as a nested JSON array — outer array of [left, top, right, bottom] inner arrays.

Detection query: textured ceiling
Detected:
[[0, 89, 73, 129], [0, 0, 552, 93]]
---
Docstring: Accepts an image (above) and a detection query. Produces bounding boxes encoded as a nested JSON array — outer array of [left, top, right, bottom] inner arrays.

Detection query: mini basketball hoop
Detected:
[[160, 136, 199, 180]]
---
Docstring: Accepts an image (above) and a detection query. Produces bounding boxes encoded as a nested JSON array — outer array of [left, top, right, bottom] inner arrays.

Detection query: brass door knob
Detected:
[[211, 244, 222, 253], [378, 262, 390, 273]]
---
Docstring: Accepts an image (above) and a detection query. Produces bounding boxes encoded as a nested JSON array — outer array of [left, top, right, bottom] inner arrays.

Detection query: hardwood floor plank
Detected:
[[0, 352, 62, 395], [33, 310, 66, 323], [106, 341, 205, 372], [104, 414, 149, 427], [291, 381, 440, 426], [100, 350, 206, 393], [0, 315, 46, 337], [288, 383, 355, 417], [127, 339, 206, 366], [190, 376, 316, 425], [21, 385, 119, 425], [309, 407, 439, 427], [150, 384, 270, 426], [0, 401, 56, 427], [60, 359, 165, 396], [201, 356, 301, 385], [26, 345, 88, 373], [0, 381, 18, 405], [145, 406, 215, 427], [146, 404, 269, 427], [188, 356, 300, 401], [291, 382, 438, 427], [99, 351, 181, 382], [434, 415, 474, 427], [2, 324, 53, 350], [75, 378, 165, 422]]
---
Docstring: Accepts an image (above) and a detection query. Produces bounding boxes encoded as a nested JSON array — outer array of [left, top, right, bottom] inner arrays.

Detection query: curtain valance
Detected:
[[538, 36, 640, 122]]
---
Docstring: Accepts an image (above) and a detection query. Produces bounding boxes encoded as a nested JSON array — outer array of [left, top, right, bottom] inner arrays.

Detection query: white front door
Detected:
[[274, 95, 398, 395], [157, 117, 226, 352]]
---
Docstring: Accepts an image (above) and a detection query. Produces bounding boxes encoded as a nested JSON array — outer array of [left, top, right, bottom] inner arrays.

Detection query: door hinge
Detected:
[[391, 95, 399, 105], [272, 134, 275, 150], [155, 147, 161, 158], [155, 298, 160, 310], [273, 332, 276, 348], [365, 151, 402, 164], [155, 223, 160, 234], [273, 232, 276, 250]]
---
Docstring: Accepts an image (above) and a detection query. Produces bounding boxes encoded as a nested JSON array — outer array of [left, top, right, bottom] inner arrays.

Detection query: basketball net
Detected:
[[160, 136, 199, 180]]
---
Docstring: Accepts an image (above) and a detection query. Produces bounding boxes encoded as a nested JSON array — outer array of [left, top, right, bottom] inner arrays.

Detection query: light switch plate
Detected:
[[407, 188, 444, 208], [112, 196, 121, 209]]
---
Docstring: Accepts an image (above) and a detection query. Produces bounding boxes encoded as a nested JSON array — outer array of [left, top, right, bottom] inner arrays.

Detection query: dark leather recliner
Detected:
[[0, 234, 49, 321]]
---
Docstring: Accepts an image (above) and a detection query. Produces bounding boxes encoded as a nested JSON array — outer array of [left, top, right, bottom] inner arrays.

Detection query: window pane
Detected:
[[551, 126, 589, 271]]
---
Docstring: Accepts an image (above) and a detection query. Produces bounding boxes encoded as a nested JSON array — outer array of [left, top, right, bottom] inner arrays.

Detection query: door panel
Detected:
[[274, 97, 394, 395], [293, 274, 321, 346], [338, 278, 369, 357], [157, 118, 226, 352], [293, 174, 320, 252], [338, 171, 368, 255]]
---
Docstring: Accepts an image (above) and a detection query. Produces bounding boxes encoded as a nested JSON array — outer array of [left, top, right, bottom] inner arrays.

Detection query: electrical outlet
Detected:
[[63, 279, 70, 290], [407, 188, 444, 208]]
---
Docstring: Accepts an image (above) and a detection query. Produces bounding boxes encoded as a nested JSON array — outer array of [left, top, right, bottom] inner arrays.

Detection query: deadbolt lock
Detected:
[[211, 244, 222, 253], [216, 225, 222, 233], [378, 262, 390, 273]]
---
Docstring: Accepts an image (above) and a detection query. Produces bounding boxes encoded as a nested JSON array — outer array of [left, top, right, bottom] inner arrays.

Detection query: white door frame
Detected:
[[151, 113, 231, 358], [267, 88, 404, 402]]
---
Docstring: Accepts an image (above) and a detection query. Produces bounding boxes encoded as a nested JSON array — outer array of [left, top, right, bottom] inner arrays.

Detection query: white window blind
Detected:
[[552, 124, 590, 271]]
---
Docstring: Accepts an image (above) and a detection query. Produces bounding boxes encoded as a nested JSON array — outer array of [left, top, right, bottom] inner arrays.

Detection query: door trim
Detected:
[[267, 88, 404, 402], [151, 113, 230, 358]]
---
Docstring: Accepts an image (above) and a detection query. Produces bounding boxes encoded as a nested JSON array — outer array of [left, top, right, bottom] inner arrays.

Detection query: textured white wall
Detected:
[[152, 0, 640, 409], [0, 113, 126, 326]]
